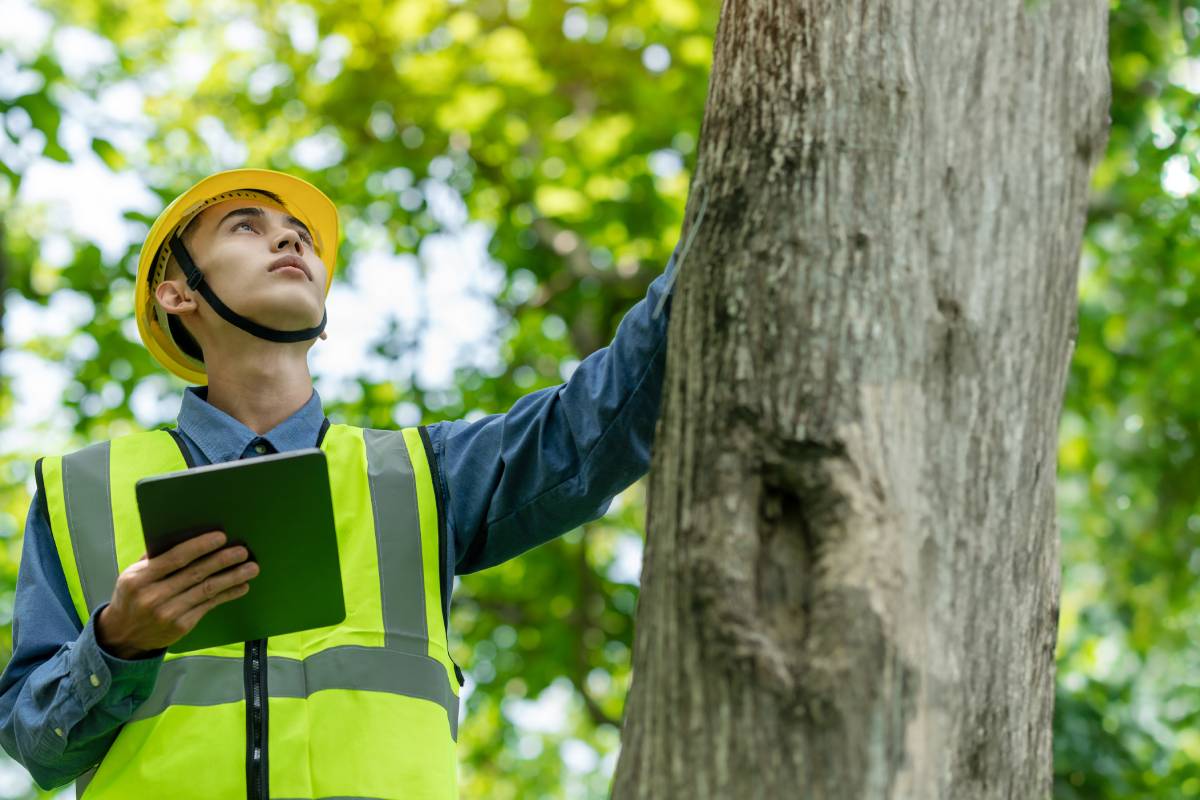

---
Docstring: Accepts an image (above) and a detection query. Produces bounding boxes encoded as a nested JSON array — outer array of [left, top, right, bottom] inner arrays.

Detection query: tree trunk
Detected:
[[613, 2, 1110, 798]]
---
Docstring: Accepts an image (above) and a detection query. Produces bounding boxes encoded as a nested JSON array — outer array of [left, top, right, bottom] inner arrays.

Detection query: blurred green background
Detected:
[[0, 0, 1195, 797]]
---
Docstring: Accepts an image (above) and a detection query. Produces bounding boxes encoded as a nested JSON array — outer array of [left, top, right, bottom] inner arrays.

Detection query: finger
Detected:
[[113, 553, 157, 592], [141, 531, 227, 581], [144, 532, 226, 580], [158, 545, 250, 598], [159, 560, 258, 620], [174, 582, 252, 633]]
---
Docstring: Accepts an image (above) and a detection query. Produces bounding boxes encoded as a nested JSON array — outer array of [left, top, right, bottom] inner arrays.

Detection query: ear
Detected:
[[155, 278, 197, 315], [319, 330, 328, 340]]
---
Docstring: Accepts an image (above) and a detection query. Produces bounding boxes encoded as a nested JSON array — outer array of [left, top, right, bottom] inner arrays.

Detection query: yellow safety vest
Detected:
[[35, 421, 461, 799]]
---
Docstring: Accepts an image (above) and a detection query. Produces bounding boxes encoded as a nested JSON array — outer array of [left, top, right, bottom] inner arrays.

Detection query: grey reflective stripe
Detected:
[[362, 428, 427, 654], [76, 766, 97, 798], [129, 647, 459, 739], [127, 655, 238, 721], [61, 442, 118, 615]]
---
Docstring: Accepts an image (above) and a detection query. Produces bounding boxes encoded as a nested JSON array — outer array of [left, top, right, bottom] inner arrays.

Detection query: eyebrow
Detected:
[[216, 206, 313, 242]]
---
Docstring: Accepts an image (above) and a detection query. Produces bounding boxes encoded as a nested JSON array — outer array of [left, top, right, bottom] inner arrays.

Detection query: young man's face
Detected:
[[164, 197, 329, 337]]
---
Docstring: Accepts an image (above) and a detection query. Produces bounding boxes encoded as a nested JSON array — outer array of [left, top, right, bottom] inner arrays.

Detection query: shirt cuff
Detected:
[[72, 604, 164, 707]]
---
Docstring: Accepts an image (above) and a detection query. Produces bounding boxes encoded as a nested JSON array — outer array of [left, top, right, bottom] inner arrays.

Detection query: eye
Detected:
[[234, 221, 256, 232]]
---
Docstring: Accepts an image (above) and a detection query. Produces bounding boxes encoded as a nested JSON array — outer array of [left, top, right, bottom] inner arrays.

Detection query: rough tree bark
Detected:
[[613, 1, 1110, 798]]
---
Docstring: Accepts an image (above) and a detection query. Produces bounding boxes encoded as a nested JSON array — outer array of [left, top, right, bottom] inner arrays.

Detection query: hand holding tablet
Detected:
[[133, 448, 346, 653], [95, 531, 260, 659]]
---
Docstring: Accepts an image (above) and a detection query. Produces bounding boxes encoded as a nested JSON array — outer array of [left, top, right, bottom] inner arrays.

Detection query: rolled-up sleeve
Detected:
[[430, 246, 679, 575], [0, 490, 163, 790]]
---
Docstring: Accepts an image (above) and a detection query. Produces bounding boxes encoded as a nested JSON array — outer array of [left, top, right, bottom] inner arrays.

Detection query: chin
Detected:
[[241, 295, 324, 331]]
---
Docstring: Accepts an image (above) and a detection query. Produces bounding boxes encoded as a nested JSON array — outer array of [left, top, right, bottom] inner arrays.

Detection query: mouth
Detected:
[[268, 255, 312, 281]]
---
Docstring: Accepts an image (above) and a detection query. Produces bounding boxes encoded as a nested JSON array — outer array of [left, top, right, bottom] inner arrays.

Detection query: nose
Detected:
[[273, 228, 304, 254]]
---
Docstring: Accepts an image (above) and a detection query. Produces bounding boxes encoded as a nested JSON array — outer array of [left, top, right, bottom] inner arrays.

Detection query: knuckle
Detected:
[[132, 590, 153, 612]]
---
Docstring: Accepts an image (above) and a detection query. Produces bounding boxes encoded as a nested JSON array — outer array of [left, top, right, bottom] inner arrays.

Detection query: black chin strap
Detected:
[[168, 234, 327, 343]]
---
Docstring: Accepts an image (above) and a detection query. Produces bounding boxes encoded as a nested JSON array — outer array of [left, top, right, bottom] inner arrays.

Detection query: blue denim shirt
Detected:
[[0, 250, 677, 789]]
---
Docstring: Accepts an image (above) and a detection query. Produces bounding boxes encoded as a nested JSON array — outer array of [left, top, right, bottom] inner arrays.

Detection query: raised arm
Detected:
[[427, 246, 680, 575]]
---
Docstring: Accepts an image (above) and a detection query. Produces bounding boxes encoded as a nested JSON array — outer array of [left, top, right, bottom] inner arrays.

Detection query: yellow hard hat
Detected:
[[134, 168, 340, 385]]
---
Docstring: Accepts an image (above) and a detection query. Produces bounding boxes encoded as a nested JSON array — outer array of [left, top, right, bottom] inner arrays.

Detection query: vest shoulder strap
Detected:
[[348, 424, 454, 674], [39, 430, 188, 626]]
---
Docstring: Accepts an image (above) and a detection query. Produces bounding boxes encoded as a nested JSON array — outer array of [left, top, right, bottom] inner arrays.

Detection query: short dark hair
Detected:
[[168, 313, 205, 362]]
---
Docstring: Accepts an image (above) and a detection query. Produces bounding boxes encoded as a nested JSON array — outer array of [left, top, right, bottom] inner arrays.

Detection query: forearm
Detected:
[[0, 605, 162, 789], [0, 494, 163, 789], [441, 247, 679, 573]]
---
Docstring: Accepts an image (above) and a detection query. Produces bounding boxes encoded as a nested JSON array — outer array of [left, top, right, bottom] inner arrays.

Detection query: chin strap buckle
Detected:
[[169, 234, 206, 290]]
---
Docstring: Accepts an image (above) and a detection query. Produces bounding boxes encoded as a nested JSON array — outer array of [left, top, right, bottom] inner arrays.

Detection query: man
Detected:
[[0, 168, 680, 798]]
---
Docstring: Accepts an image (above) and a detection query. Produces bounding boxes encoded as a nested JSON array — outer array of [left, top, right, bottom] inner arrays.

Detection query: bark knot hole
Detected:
[[691, 435, 859, 701], [936, 296, 962, 321]]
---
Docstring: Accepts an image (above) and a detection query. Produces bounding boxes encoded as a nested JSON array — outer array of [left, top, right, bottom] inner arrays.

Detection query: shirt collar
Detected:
[[176, 384, 327, 464]]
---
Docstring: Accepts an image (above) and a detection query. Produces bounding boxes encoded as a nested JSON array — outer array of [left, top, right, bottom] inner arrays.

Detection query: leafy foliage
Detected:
[[0, 0, 1194, 798], [1053, 1, 1200, 797]]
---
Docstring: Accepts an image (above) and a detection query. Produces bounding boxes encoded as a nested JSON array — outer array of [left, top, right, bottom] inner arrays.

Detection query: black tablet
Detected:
[[135, 448, 345, 653]]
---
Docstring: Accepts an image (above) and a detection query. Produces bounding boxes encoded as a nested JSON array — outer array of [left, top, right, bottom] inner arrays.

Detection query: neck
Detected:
[[201, 338, 315, 435]]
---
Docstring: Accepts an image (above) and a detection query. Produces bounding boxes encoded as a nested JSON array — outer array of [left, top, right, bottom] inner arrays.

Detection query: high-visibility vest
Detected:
[[34, 421, 462, 799]]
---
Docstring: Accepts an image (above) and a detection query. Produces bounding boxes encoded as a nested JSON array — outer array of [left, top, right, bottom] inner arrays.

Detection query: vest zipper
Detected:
[[244, 638, 269, 800]]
